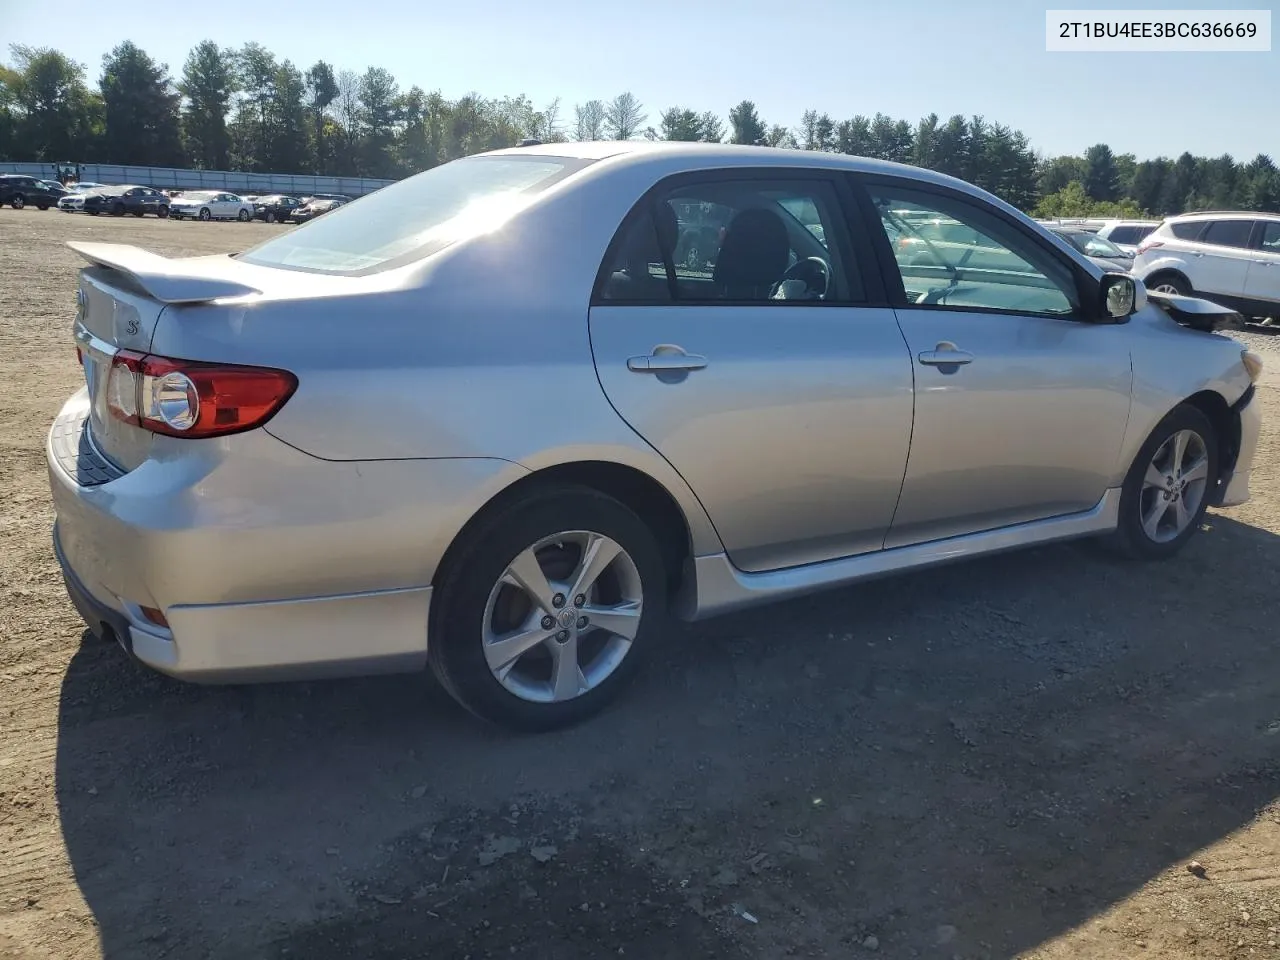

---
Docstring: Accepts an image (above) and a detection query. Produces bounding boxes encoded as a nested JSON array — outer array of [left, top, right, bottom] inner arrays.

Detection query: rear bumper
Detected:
[[47, 394, 517, 683], [1219, 385, 1260, 508]]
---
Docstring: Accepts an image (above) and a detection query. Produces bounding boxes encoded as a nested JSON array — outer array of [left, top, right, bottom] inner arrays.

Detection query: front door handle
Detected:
[[627, 346, 708, 373], [917, 341, 974, 367]]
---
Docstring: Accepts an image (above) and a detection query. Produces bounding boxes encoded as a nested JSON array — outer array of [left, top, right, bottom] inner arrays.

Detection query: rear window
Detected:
[[239, 155, 589, 276], [1106, 225, 1154, 244]]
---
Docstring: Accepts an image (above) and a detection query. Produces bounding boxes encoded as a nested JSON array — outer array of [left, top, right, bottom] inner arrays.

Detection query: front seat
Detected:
[[713, 207, 790, 300]]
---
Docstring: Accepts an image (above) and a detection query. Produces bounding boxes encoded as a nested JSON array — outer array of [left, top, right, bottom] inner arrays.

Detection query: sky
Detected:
[[2, 0, 1277, 161]]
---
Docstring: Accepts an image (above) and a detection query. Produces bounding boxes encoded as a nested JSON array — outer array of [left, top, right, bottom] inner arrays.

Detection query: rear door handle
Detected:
[[627, 347, 708, 373], [917, 341, 974, 367]]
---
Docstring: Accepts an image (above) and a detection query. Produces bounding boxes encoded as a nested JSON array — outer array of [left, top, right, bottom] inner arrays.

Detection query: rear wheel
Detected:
[[1106, 403, 1217, 560], [157, 206, 169, 219], [111, 202, 125, 216], [266, 211, 277, 223], [132, 210, 144, 217], [237, 209, 250, 221], [37, 202, 49, 210], [199, 207, 211, 221], [1146, 273, 1190, 296], [10, 194, 24, 210], [429, 487, 665, 731]]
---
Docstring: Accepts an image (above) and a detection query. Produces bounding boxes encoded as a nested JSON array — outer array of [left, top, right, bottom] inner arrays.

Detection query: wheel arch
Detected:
[[430, 457, 719, 616], [1183, 388, 1243, 502], [1142, 267, 1192, 291]]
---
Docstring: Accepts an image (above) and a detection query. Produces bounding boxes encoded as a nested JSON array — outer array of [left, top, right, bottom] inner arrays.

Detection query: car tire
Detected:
[[157, 206, 169, 219], [1105, 403, 1218, 561], [132, 210, 144, 217], [238, 209, 250, 222], [429, 485, 666, 732], [37, 203, 49, 211], [89, 210, 100, 216], [111, 202, 125, 216], [1145, 273, 1190, 297], [199, 208, 211, 221], [266, 211, 276, 223], [11, 195, 24, 210]]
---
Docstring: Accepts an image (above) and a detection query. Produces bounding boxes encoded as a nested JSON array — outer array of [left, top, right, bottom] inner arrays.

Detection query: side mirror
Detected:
[[1099, 272, 1137, 320]]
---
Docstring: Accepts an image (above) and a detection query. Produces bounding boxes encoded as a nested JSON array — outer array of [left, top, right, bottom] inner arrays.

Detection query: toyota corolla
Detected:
[[48, 141, 1262, 730]]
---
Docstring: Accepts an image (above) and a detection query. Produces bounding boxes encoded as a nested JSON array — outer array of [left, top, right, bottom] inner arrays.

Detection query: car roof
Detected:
[[486, 139, 986, 192], [1167, 210, 1278, 222]]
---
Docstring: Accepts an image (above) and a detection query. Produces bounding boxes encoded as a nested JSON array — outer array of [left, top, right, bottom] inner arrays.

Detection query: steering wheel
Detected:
[[773, 256, 830, 299]]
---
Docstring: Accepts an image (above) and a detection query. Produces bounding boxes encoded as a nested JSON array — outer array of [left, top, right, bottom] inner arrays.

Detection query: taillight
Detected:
[[106, 351, 296, 438], [1136, 239, 1163, 255]]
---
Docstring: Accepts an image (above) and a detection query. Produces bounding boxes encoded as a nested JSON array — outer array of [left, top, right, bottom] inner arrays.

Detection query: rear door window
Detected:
[[1169, 221, 1207, 241], [597, 176, 861, 304], [1202, 219, 1255, 249]]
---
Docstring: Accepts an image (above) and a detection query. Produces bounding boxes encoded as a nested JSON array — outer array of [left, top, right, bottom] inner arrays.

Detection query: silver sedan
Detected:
[[48, 141, 1263, 730]]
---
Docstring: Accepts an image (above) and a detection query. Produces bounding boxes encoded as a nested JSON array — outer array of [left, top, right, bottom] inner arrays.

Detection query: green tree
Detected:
[[727, 100, 767, 145], [799, 109, 834, 151], [268, 60, 308, 173], [305, 61, 338, 173], [359, 66, 401, 178], [1083, 143, 1120, 202], [230, 42, 278, 170], [658, 106, 721, 142], [912, 113, 939, 168], [179, 41, 234, 169], [100, 42, 183, 166], [1039, 155, 1087, 195], [5, 44, 100, 161]]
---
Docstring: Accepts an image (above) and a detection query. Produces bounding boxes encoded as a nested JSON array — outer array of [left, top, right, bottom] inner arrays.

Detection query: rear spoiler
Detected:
[[67, 241, 261, 304], [1146, 290, 1242, 333]]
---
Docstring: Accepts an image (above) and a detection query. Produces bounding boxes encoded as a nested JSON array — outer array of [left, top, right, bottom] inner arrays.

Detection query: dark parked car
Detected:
[[253, 194, 304, 223], [0, 175, 64, 210], [83, 185, 171, 218], [290, 197, 349, 222]]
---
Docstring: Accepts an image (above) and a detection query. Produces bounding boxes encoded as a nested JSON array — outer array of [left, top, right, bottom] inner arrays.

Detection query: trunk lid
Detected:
[[69, 242, 264, 472]]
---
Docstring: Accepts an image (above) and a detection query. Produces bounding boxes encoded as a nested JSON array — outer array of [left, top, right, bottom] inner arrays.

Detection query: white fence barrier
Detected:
[[0, 162, 395, 197]]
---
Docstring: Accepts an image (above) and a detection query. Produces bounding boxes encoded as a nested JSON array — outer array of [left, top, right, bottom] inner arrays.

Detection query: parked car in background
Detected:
[[1132, 211, 1280, 323], [0, 174, 64, 210], [38, 180, 69, 197], [253, 194, 304, 223], [48, 142, 1261, 731], [169, 191, 254, 221], [290, 197, 348, 222], [1045, 225, 1134, 271], [57, 182, 111, 213], [82, 185, 171, 218], [1094, 219, 1160, 254]]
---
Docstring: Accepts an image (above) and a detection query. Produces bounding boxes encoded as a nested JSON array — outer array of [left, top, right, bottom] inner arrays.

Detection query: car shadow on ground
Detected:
[[55, 512, 1280, 959]]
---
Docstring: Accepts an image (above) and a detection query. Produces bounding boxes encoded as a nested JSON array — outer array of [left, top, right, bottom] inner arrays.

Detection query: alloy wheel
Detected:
[[481, 530, 643, 703], [1140, 428, 1209, 543]]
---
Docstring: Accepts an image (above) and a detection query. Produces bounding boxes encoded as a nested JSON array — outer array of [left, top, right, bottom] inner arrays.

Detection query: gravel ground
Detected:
[[3, 211, 1280, 960]]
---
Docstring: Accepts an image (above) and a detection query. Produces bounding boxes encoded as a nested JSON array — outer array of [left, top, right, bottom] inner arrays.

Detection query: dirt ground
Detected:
[[3, 210, 1280, 960]]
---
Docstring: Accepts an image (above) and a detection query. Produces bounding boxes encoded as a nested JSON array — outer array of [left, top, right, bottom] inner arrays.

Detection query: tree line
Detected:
[[1, 41, 1277, 218]]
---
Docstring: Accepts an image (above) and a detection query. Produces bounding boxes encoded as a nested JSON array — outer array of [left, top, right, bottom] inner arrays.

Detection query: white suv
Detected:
[[1132, 212, 1280, 323], [1094, 219, 1160, 254]]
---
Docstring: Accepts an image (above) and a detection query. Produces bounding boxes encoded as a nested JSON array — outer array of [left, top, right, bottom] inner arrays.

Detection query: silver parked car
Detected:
[[48, 141, 1263, 730]]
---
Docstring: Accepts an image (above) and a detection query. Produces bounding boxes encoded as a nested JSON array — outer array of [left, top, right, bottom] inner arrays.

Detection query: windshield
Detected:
[[1061, 231, 1127, 258], [240, 155, 588, 276]]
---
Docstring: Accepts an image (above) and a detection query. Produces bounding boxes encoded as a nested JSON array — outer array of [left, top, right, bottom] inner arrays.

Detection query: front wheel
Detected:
[[237, 209, 249, 221], [1107, 403, 1218, 560], [199, 207, 212, 221], [429, 487, 666, 731], [37, 203, 49, 211], [157, 206, 169, 219], [266, 211, 276, 223]]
